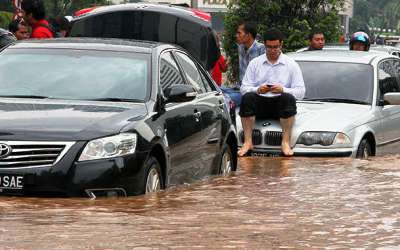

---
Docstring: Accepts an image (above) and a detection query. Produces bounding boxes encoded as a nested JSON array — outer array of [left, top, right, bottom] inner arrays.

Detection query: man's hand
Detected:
[[257, 84, 269, 94], [270, 85, 283, 93]]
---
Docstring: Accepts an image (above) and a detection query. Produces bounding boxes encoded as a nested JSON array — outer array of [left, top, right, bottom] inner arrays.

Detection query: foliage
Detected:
[[350, 0, 400, 34], [0, 11, 12, 29], [44, 0, 111, 17], [223, 0, 344, 83]]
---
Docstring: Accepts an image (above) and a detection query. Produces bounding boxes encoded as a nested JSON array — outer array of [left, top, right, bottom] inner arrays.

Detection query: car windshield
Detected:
[[298, 61, 374, 104], [0, 49, 150, 101]]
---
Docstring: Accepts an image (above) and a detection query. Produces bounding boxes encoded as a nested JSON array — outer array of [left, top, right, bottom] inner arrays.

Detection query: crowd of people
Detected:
[[228, 21, 373, 157], [0, 0, 70, 49]]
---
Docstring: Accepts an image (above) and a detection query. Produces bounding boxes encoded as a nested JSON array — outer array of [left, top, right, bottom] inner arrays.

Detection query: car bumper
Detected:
[[0, 147, 149, 198], [242, 146, 353, 157]]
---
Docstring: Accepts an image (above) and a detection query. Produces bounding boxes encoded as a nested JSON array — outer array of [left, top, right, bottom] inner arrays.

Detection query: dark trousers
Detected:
[[239, 92, 297, 119]]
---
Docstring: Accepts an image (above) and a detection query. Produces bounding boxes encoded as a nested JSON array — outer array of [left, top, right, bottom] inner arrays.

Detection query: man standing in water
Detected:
[[238, 28, 305, 157]]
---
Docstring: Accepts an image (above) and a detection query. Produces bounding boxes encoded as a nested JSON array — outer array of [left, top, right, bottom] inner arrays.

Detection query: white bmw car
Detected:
[[236, 50, 400, 158]]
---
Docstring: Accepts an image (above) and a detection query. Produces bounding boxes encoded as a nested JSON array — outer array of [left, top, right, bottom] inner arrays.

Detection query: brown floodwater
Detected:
[[1, 156, 400, 249]]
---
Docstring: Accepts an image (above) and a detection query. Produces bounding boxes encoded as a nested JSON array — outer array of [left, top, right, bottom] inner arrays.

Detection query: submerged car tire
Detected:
[[356, 138, 372, 159], [144, 156, 163, 194], [219, 143, 233, 176]]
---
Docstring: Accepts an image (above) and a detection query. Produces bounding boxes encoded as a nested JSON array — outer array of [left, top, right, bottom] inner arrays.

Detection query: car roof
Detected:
[[73, 3, 211, 27], [6, 38, 176, 53], [289, 50, 392, 64]]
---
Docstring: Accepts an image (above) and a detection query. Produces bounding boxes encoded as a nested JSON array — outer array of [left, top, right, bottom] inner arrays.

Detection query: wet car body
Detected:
[[236, 51, 400, 158], [0, 39, 237, 197]]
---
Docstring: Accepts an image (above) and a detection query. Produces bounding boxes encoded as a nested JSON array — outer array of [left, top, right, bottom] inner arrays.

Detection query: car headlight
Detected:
[[297, 132, 351, 146], [79, 133, 137, 161]]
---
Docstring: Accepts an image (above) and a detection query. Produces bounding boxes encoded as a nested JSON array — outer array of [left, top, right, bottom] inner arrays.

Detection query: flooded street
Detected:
[[1, 156, 400, 249]]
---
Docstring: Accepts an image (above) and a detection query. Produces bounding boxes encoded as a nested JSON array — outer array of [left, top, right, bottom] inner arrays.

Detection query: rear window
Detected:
[[70, 10, 218, 70]]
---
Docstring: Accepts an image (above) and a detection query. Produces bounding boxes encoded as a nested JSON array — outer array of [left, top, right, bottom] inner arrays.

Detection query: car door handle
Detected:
[[194, 111, 201, 122]]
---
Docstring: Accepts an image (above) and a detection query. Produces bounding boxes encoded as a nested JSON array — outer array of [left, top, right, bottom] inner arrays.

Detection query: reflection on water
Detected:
[[2, 156, 400, 249]]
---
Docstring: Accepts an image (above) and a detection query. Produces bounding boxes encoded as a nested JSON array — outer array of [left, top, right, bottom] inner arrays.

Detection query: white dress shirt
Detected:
[[240, 53, 305, 99]]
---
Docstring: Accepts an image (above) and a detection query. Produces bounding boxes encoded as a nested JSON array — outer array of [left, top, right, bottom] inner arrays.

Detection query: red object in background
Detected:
[[211, 55, 227, 86], [74, 7, 98, 17], [191, 9, 211, 22]]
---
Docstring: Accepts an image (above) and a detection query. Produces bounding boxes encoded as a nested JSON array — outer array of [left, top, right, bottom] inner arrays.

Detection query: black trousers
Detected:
[[239, 92, 297, 119]]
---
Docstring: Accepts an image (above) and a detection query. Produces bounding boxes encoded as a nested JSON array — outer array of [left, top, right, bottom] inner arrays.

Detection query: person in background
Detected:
[[307, 30, 325, 51], [49, 16, 71, 37], [8, 19, 29, 40], [21, 0, 53, 39], [211, 33, 227, 86], [349, 31, 370, 52], [236, 21, 265, 86], [238, 28, 305, 157]]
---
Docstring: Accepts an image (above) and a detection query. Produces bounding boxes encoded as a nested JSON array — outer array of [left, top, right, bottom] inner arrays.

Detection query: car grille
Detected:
[[239, 130, 282, 146], [264, 131, 282, 146], [0, 141, 75, 169]]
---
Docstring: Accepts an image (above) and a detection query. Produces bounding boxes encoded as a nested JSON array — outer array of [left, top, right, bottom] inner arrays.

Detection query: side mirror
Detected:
[[383, 93, 400, 105], [164, 84, 197, 103]]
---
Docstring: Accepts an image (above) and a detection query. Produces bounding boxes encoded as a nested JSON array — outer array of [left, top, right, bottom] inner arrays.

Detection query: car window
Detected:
[[378, 60, 400, 102], [0, 49, 150, 101], [160, 52, 186, 92], [70, 11, 177, 42], [174, 52, 207, 93], [298, 61, 373, 104]]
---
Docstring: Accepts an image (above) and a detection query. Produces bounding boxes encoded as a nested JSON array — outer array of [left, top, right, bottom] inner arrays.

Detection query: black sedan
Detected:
[[0, 38, 237, 198]]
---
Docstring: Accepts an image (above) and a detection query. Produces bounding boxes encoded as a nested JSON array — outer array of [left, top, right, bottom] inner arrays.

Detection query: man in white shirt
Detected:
[[238, 28, 305, 157]]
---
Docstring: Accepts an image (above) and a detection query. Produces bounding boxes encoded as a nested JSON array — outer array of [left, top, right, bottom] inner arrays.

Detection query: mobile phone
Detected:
[[267, 84, 274, 87]]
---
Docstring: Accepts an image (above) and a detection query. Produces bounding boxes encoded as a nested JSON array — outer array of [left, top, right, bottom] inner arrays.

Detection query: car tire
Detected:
[[219, 143, 233, 176], [356, 138, 372, 159], [144, 156, 163, 194]]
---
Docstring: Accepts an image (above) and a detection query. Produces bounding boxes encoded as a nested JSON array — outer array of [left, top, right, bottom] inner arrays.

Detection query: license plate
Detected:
[[0, 175, 24, 190]]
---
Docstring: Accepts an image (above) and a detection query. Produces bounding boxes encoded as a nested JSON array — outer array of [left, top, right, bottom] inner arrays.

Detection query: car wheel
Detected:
[[219, 143, 233, 176], [144, 156, 163, 194], [356, 138, 372, 159]]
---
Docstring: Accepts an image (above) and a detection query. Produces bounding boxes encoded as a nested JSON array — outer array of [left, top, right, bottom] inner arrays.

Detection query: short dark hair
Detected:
[[21, 0, 46, 20], [8, 20, 20, 33], [308, 30, 324, 40], [238, 21, 257, 39], [263, 28, 285, 42]]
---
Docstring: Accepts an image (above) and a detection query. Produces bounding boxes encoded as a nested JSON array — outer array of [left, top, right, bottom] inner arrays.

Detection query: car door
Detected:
[[174, 51, 223, 175], [158, 51, 203, 185], [377, 59, 400, 144]]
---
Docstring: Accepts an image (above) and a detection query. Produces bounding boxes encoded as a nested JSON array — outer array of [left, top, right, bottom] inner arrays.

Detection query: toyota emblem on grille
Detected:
[[0, 143, 12, 159]]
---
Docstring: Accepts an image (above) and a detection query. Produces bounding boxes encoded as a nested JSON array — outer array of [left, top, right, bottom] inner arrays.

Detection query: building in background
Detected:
[[339, 0, 353, 36]]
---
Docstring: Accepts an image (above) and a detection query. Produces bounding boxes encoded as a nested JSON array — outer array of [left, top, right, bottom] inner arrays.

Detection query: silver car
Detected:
[[236, 50, 400, 158]]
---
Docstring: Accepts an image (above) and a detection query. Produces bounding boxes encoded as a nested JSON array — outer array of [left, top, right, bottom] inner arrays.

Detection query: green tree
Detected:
[[43, 0, 111, 17], [0, 11, 12, 29], [223, 0, 344, 83]]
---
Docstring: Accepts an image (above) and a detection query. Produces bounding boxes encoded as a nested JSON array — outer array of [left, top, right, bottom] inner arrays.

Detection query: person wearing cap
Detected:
[[349, 31, 370, 51]]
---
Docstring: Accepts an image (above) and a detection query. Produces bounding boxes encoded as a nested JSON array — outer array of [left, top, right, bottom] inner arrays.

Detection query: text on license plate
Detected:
[[0, 175, 23, 189]]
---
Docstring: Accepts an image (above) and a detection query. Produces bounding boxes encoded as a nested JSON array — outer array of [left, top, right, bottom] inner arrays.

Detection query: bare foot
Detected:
[[281, 142, 294, 156], [238, 143, 254, 157]]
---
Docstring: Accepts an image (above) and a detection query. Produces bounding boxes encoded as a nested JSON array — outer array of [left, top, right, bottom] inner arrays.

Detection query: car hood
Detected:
[[0, 99, 147, 141], [238, 101, 372, 132], [294, 101, 372, 131]]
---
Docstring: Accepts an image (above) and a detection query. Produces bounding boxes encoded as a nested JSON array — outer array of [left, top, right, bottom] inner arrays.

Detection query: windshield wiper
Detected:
[[0, 95, 49, 99], [303, 98, 370, 105], [84, 98, 143, 103]]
